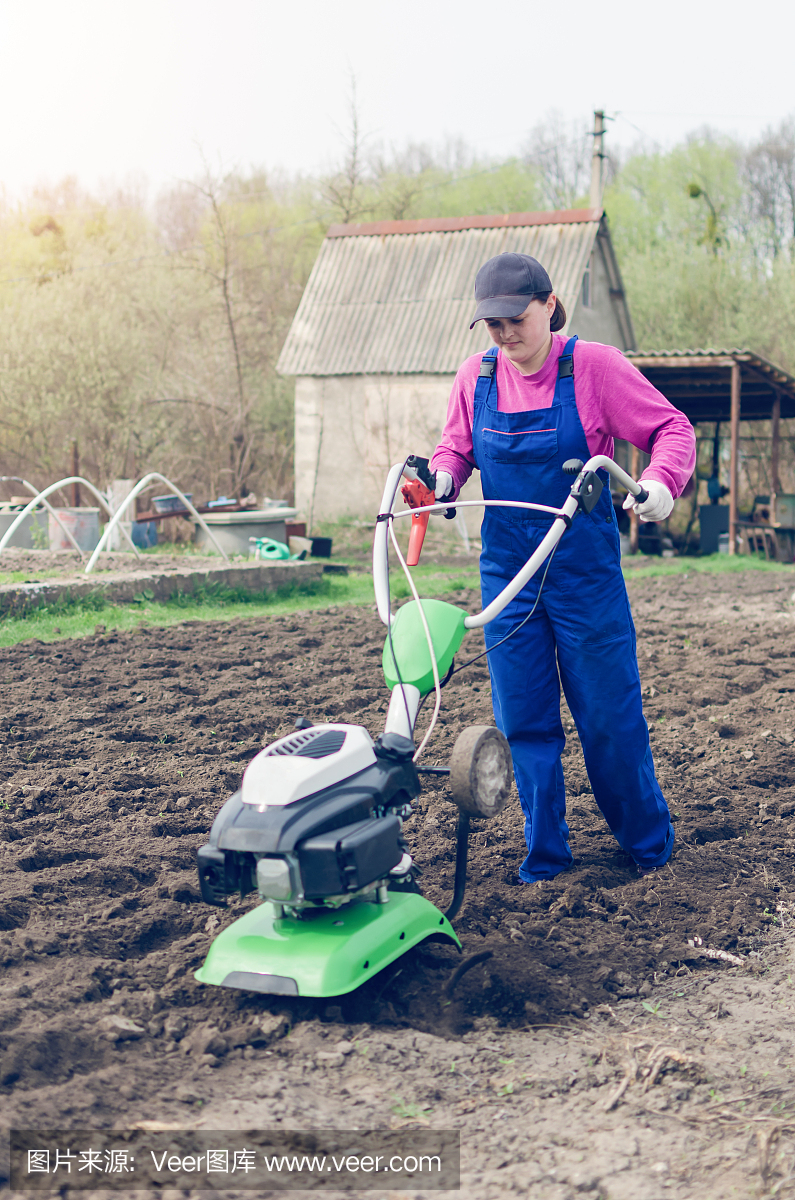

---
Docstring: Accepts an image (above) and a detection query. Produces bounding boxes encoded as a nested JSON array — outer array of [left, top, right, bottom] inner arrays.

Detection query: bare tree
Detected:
[[369, 142, 439, 220], [522, 112, 596, 209], [155, 182, 204, 253], [151, 168, 309, 502], [321, 77, 374, 223], [197, 172, 252, 492], [744, 118, 795, 258]]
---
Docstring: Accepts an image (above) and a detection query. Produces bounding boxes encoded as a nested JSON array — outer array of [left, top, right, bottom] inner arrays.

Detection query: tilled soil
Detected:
[[3, 566, 795, 1197]]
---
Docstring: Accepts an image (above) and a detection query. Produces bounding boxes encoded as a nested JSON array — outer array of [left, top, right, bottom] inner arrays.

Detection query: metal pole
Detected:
[[0, 476, 141, 558], [771, 394, 782, 516], [630, 445, 640, 554], [71, 442, 80, 507], [84, 472, 230, 573], [729, 362, 741, 556], [444, 811, 470, 923], [590, 110, 605, 210]]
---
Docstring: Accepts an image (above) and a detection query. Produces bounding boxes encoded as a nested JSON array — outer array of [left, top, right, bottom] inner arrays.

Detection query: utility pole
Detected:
[[71, 440, 81, 508], [589, 110, 606, 210]]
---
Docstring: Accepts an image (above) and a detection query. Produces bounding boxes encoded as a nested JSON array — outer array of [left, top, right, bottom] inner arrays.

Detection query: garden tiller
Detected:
[[194, 454, 649, 998]]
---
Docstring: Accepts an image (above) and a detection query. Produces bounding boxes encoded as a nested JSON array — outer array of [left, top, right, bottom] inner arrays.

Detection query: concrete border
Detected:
[[0, 560, 325, 617]]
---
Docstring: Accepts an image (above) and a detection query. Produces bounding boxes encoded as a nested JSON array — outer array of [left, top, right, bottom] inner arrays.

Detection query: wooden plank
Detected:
[[590, 111, 606, 209], [630, 446, 640, 555], [729, 363, 741, 556], [71, 441, 80, 508], [772, 392, 782, 502], [629, 356, 736, 369]]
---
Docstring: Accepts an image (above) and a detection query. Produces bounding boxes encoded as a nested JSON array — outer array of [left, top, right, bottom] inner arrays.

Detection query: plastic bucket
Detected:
[[0, 508, 48, 549], [48, 508, 100, 552]]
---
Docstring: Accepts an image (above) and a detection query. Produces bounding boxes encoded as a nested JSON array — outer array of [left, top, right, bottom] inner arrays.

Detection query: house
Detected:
[[276, 209, 636, 526]]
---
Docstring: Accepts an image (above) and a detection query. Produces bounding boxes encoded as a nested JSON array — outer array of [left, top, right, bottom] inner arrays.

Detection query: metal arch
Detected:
[[0, 476, 142, 559], [84, 473, 230, 573], [0, 476, 84, 557]]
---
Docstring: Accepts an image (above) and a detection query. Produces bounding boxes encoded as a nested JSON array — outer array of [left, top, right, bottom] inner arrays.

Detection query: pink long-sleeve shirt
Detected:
[[430, 334, 696, 499]]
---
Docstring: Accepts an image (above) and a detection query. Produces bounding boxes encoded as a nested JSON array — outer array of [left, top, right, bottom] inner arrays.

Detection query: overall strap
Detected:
[[557, 335, 578, 379], [474, 346, 499, 407]]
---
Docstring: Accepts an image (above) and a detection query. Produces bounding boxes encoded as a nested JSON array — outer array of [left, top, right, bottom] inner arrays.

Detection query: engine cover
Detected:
[[196, 727, 420, 906], [241, 724, 378, 809]]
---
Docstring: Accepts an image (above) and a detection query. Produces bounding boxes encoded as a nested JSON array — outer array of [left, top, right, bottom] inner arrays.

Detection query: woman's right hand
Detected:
[[623, 479, 674, 523]]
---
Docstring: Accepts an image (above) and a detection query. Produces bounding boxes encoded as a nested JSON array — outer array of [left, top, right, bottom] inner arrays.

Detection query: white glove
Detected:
[[434, 471, 454, 501], [623, 479, 674, 523]]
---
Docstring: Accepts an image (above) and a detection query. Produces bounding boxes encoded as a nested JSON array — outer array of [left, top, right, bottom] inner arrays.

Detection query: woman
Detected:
[[430, 252, 695, 882]]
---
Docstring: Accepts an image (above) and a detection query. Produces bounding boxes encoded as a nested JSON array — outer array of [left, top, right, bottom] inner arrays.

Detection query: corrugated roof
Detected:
[[326, 209, 602, 237], [627, 348, 795, 386], [277, 210, 603, 376], [625, 348, 795, 421]]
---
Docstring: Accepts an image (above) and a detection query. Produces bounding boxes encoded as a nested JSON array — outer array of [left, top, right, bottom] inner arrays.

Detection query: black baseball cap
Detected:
[[469, 253, 554, 329]]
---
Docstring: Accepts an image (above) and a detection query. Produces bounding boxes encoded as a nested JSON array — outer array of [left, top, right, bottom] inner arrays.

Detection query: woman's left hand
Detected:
[[434, 471, 454, 501], [623, 479, 674, 523]]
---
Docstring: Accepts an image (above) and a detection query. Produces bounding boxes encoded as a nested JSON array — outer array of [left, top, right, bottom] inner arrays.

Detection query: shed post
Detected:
[[729, 362, 741, 555], [629, 445, 640, 554], [771, 393, 782, 509], [71, 441, 80, 508]]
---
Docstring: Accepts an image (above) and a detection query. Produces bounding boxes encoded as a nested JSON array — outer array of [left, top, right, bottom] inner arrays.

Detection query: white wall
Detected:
[[566, 237, 629, 348], [294, 373, 485, 531]]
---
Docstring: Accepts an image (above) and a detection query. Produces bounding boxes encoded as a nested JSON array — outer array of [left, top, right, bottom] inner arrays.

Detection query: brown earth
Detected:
[[3, 567, 795, 1197]]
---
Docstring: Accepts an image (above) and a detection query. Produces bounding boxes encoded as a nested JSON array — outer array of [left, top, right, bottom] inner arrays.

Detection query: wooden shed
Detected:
[[626, 349, 795, 555], [277, 208, 635, 525]]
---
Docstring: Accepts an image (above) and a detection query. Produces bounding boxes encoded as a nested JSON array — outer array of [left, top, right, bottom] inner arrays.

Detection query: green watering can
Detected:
[[249, 537, 306, 561]]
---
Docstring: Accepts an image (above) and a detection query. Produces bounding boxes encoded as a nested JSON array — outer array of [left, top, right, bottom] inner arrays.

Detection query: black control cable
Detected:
[[449, 539, 560, 678], [411, 537, 561, 733]]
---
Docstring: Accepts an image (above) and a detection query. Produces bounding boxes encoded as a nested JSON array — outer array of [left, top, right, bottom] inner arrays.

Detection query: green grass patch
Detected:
[[622, 553, 795, 580], [0, 570, 36, 587], [2, 548, 790, 649], [388, 564, 479, 599], [0, 562, 481, 648], [5, 549, 790, 648]]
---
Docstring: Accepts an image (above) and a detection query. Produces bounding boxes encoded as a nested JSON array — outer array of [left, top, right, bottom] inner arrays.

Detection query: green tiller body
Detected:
[[194, 452, 648, 997]]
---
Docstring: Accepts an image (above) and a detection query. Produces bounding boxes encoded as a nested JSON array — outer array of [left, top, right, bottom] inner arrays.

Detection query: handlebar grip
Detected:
[[635, 485, 649, 504], [406, 454, 436, 493]]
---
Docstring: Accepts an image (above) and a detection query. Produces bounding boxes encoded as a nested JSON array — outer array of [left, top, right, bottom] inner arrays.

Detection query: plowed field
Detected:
[[3, 565, 795, 1198]]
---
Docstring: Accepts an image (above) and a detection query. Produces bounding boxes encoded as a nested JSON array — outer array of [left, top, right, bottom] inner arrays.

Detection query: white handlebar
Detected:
[[373, 462, 406, 626], [584, 454, 646, 497], [372, 456, 645, 630]]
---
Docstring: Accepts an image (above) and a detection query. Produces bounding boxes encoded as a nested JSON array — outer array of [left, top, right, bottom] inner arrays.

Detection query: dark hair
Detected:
[[538, 291, 567, 332]]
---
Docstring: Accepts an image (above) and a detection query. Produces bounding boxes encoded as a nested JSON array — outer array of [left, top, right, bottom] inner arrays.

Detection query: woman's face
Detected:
[[484, 294, 556, 374]]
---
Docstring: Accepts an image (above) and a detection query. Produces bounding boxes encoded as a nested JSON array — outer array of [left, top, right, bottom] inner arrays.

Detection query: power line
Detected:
[[613, 113, 667, 153], [619, 109, 789, 121]]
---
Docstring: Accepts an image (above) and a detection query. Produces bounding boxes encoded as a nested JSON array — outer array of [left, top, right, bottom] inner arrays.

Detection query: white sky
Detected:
[[0, 0, 793, 200]]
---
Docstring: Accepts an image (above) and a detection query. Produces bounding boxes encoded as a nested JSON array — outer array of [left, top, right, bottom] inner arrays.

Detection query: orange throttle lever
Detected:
[[401, 477, 436, 565]]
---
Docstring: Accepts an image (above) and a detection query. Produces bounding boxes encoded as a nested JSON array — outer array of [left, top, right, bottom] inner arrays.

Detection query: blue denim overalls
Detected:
[[473, 337, 674, 881]]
